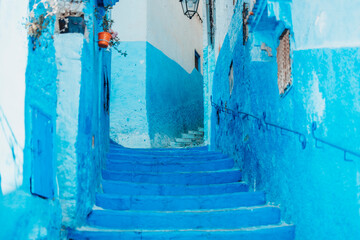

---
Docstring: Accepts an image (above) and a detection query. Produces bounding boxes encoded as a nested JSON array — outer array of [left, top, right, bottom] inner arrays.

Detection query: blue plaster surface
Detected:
[[0, 2, 63, 238], [146, 43, 204, 147], [209, 1, 360, 239], [110, 41, 149, 147], [0, 1, 110, 238], [111, 42, 204, 148]]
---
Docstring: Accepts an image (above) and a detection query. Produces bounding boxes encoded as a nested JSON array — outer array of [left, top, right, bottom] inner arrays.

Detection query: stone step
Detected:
[[181, 133, 199, 139], [170, 142, 189, 148], [102, 180, 249, 196], [198, 127, 204, 132], [87, 206, 281, 229], [68, 224, 295, 240], [107, 149, 222, 157], [175, 138, 193, 143], [96, 191, 265, 211], [105, 158, 234, 172], [102, 169, 242, 185], [106, 153, 229, 162], [109, 144, 208, 153], [188, 130, 204, 136]]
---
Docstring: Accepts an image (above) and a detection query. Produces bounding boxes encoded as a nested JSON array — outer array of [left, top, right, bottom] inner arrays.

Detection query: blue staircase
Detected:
[[68, 143, 295, 239]]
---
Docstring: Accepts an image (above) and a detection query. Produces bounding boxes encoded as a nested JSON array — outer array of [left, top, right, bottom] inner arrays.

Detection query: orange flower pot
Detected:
[[98, 32, 112, 48]]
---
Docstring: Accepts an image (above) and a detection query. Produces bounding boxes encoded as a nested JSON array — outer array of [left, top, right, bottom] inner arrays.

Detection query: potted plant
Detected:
[[98, 7, 113, 48], [97, 6, 127, 56]]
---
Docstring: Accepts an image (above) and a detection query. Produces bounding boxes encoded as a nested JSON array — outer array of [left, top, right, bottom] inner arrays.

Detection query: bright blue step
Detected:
[[109, 145, 209, 153], [105, 157, 234, 172], [108, 147, 221, 156], [87, 206, 281, 229], [68, 224, 295, 240], [106, 153, 228, 162], [102, 169, 242, 184], [102, 180, 249, 196], [95, 191, 265, 211]]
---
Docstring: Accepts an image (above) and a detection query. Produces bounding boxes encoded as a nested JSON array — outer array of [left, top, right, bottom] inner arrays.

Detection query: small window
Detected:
[[277, 29, 292, 95], [195, 50, 201, 72], [59, 15, 85, 34], [229, 61, 234, 95]]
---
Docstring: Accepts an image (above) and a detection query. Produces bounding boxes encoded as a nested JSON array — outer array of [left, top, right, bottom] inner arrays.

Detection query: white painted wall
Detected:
[[112, 0, 203, 73], [146, 0, 203, 73], [0, 0, 28, 194], [112, 0, 148, 42], [292, 0, 360, 50], [54, 34, 83, 225], [214, 0, 236, 59]]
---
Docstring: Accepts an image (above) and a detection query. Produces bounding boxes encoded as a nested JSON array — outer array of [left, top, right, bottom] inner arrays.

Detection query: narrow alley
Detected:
[[1, 0, 360, 239]]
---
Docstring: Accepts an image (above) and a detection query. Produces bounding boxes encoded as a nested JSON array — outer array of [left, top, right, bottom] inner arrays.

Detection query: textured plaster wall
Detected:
[[146, 43, 204, 147], [213, 0, 236, 59], [111, 1, 204, 148], [55, 2, 111, 228], [110, 42, 150, 148], [0, 0, 110, 238], [147, 0, 203, 74], [112, 0, 147, 41], [54, 34, 83, 226], [111, 42, 204, 148], [0, 0, 27, 195], [292, 0, 360, 50], [209, 1, 360, 239], [0, 0, 61, 239]]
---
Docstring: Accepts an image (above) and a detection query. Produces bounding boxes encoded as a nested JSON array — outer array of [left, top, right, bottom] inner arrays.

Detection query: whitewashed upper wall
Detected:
[[146, 0, 203, 73], [292, 0, 360, 50], [112, 0, 203, 73], [112, 0, 148, 41], [214, 0, 236, 58], [0, 0, 28, 194]]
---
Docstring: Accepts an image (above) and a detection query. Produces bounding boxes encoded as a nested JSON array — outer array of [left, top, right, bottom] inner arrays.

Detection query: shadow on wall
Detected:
[[146, 43, 204, 148]]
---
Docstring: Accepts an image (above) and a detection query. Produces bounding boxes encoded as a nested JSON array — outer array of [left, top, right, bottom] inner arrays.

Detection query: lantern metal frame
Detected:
[[179, 0, 200, 19]]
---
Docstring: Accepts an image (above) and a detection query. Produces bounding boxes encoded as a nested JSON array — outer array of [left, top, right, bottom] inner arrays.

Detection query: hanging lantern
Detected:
[[180, 0, 200, 19]]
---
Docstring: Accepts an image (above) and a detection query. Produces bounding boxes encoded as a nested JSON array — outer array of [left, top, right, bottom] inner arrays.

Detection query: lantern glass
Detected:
[[180, 0, 200, 19]]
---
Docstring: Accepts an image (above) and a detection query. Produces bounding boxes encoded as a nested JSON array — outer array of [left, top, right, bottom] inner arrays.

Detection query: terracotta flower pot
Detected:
[[98, 32, 112, 48]]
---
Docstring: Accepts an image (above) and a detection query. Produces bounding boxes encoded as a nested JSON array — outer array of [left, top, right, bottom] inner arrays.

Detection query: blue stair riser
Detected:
[[96, 192, 266, 211], [109, 148, 221, 155], [102, 169, 242, 185], [106, 153, 228, 161], [69, 225, 295, 240], [105, 158, 234, 172], [109, 145, 209, 153], [102, 181, 249, 196], [88, 207, 281, 229], [68, 225, 295, 240]]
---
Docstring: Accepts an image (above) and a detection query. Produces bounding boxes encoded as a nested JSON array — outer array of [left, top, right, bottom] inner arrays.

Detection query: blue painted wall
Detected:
[[0, 0, 111, 238], [111, 42, 203, 148], [209, 1, 360, 239], [146, 43, 203, 147], [110, 41, 149, 147]]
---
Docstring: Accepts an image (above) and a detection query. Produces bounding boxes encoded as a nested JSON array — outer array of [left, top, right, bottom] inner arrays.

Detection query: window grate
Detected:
[[276, 29, 292, 95]]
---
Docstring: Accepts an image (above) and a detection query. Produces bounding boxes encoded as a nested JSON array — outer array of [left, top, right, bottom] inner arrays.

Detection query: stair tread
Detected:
[[69, 224, 295, 240], [73, 223, 294, 232], [105, 158, 234, 172], [102, 180, 249, 195], [87, 206, 281, 229], [96, 191, 266, 210], [102, 169, 242, 184]]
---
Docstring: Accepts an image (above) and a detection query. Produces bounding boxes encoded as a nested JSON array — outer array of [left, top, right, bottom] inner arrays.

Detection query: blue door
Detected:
[[30, 108, 54, 199]]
